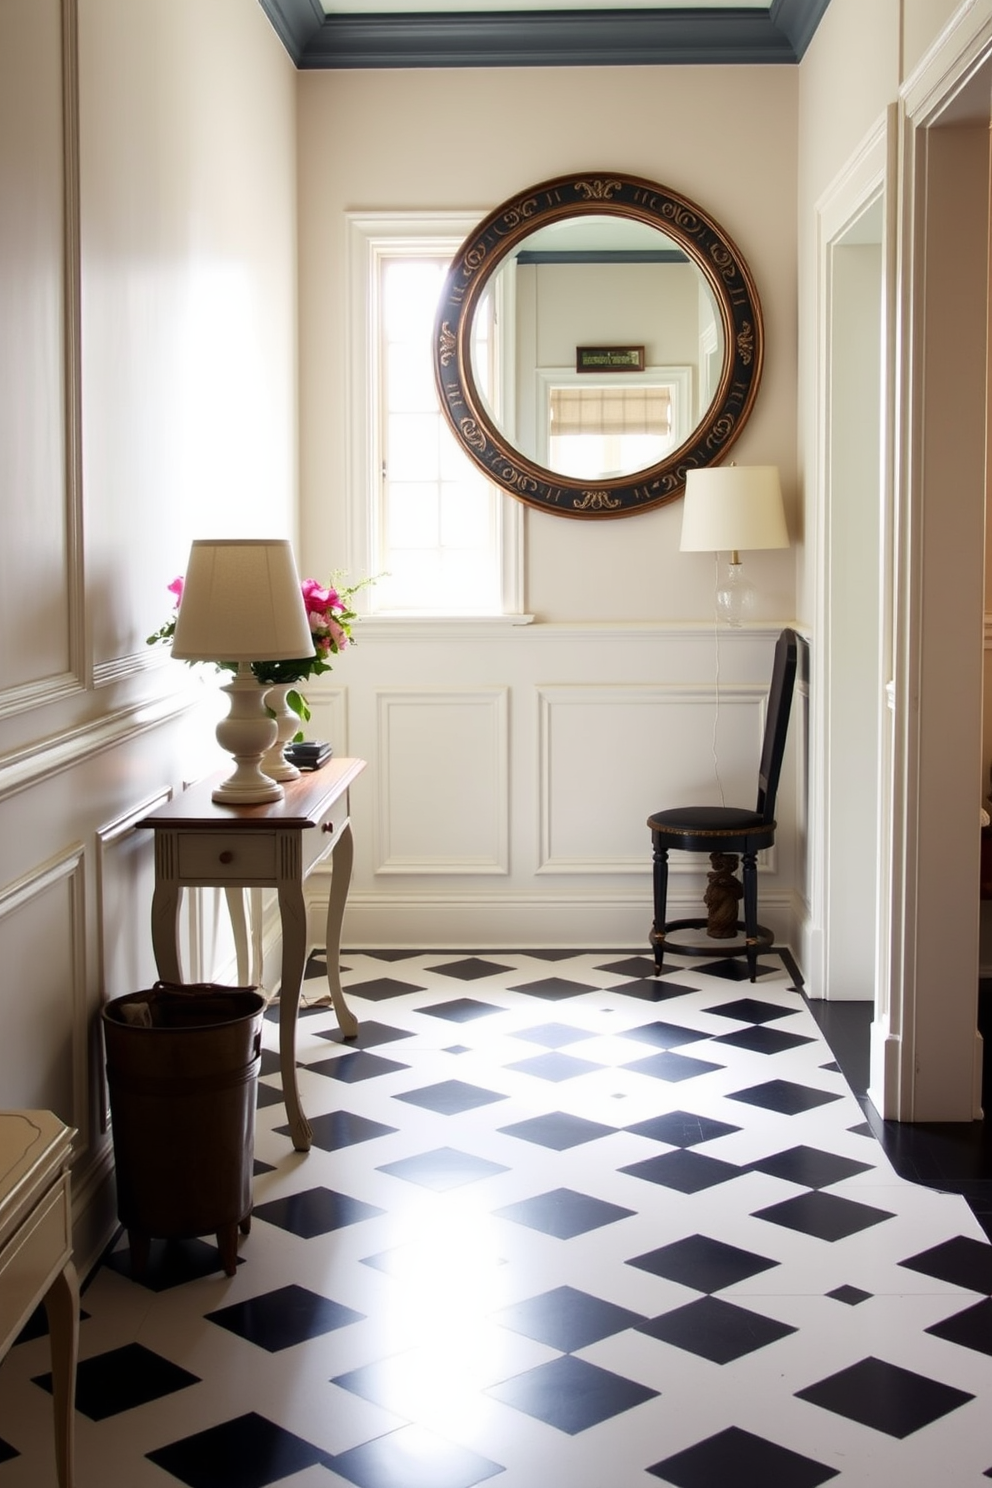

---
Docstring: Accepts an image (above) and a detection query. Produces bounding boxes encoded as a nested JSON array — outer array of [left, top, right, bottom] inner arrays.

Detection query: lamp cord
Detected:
[[712, 551, 726, 807]]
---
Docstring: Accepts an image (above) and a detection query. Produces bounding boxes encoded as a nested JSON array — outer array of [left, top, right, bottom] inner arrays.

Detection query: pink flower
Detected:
[[168, 576, 184, 607], [326, 618, 349, 650]]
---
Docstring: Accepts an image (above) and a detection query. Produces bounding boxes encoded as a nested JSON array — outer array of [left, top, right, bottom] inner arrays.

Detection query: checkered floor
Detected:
[[3, 949, 992, 1487]]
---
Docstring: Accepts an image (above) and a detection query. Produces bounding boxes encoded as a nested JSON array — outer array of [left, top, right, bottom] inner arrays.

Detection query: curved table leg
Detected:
[[225, 887, 250, 986], [43, 1259, 78, 1488], [277, 877, 311, 1152], [149, 880, 183, 985], [324, 823, 359, 1038]]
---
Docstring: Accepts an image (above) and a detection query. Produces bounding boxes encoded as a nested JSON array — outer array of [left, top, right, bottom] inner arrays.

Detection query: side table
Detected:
[[0, 1111, 77, 1488], [138, 758, 366, 1151]]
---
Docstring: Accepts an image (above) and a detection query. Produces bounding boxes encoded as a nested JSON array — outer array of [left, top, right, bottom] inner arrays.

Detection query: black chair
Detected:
[[647, 627, 799, 982]]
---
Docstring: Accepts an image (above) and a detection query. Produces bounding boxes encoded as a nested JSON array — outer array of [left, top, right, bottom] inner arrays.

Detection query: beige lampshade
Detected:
[[680, 466, 789, 553], [171, 539, 315, 663]]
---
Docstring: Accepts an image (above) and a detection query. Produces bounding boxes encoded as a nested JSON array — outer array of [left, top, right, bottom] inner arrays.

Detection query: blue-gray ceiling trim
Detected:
[[258, 2, 833, 70]]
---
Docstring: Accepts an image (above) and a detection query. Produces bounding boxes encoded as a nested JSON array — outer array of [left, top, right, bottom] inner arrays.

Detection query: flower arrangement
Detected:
[[148, 573, 368, 731]]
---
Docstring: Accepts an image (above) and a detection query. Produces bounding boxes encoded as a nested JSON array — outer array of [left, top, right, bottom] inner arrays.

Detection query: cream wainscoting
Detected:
[[306, 623, 805, 955]]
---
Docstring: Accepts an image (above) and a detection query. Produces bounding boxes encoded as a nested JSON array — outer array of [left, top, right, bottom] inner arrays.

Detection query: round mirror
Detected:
[[434, 172, 763, 519]]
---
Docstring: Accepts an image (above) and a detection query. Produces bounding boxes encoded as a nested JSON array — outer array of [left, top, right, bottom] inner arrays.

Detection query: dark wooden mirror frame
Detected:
[[433, 172, 764, 519]]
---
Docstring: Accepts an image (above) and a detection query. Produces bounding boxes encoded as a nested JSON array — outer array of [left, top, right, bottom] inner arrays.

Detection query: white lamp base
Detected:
[[212, 665, 284, 804]]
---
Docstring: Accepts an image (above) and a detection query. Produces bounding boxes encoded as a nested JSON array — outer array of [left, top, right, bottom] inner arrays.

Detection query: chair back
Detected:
[[756, 628, 799, 823]]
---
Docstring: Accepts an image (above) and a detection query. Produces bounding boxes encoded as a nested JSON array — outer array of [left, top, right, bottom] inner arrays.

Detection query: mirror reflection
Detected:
[[470, 215, 725, 481]]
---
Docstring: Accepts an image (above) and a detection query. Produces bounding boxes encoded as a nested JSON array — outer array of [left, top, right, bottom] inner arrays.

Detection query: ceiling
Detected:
[[260, 0, 833, 68]]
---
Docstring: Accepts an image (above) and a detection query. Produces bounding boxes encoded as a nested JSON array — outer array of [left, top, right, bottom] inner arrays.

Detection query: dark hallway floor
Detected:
[[805, 993, 992, 1242]]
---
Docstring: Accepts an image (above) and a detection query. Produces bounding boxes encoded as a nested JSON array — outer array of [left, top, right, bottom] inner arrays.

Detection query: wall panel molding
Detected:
[[374, 687, 509, 874], [0, 845, 86, 1137], [537, 682, 769, 874], [0, 689, 195, 804]]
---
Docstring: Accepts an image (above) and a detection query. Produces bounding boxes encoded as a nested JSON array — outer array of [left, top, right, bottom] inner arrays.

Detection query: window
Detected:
[[347, 214, 524, 619]]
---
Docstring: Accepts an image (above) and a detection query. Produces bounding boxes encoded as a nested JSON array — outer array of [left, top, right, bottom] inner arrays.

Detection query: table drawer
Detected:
[[177, 833, 276, 882], [0, 1173, 70, 1352]]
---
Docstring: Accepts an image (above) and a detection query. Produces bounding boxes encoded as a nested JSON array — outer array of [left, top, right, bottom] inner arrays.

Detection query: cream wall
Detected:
[[0, 0, 297, 1268]]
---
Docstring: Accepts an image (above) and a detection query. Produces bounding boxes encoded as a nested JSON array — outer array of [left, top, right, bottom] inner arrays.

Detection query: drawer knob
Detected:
[[218, 850, 234, 864], [321, 821, 334, 834]]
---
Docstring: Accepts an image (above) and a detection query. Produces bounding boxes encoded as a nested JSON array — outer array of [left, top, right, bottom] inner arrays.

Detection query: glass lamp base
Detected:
[[715, 561, 755, 627]]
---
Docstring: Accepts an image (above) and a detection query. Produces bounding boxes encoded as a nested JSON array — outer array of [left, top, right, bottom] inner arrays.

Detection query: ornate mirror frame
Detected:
[[433, 172, 764, 519]]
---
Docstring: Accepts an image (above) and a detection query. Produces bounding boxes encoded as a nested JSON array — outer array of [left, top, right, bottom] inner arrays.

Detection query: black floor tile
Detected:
[[146, 1411, 329, 1488], [491, 1284, 645, 1351], [328, 1423, 504, 1488], [795, 1355, 975, 1437], [314, 1019, 415, 1049], [417, 998, 504, 1022], [393, 1080, 507, 1115], [711, 1025, 816, 1055], [609, 978, 702, 1002], [275, 1110, 397, 1150], [746, 1145, 876, 1189], [704, 997, 795, 1024], [504, 1051, 602, 1081], [620, 1149, 742, 1194], [423, 957, 513, 980], [624, 1111, 741, 1147], [253, 1186, 384, 1238], [343, 977, 427, 1001], [34, 1342, 199, 1421], [753, 1191, 895, 1242], [377, 1147, 509, 1190], [925, 1296, 992, 1356], [648, 1425, 839, 1486], [305, 1050, 410, 1082], [595, 956, 661, 978], [104, 1237, 240, 1290], [623, 1050, 724, 1082], [694, 959, 779, 981], [506, 976, 599, 1001], [636, 1294, 797, 1363], [493, 1187, 635, 1239], [899, 1234, 992, 1293], [826, 1285, 872, 1306], [497, 1111, 617, 1150], [513, 1021, 594, 1049], [485, 1353, 658, 1433], [255, 1082, 285, 1109], [727, 1080, 844, 1115], [206, 1284, 364, 1352], [619, 1020, 710, 1049], [626, 1233, 779, 1291]]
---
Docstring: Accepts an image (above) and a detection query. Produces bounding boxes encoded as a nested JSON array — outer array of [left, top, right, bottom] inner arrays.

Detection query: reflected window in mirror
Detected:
[[545, 374, 691, 480]]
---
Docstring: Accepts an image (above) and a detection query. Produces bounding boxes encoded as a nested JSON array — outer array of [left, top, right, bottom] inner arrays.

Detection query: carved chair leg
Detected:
[[650, 839, 669, 974], [742, 851, 759, 981]]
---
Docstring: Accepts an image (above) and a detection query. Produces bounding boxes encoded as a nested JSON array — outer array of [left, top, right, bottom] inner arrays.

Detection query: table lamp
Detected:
[[171, 539, 315, 803], [680, 465, 789, 625]]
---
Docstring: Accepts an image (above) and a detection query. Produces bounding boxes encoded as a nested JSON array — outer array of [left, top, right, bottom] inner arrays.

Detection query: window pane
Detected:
[[441, 479, 493, 549], [387, 412, 441, 481], [387, 482, 439, 548], [374, 247, 503, 615]]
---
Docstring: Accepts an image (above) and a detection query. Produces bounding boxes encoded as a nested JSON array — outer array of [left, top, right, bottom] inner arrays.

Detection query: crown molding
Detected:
[[258, 1, 833, 69]]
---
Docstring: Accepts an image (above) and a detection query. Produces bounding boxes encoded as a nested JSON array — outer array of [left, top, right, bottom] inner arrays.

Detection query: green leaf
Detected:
[[286, 688, 311, 723]]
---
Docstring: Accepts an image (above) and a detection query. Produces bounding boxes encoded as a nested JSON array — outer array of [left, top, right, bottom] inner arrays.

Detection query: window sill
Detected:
[[358, 614, 535, 638]]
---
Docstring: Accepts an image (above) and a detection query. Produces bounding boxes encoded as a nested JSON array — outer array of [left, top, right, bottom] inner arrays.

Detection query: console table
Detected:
[[0, 1111, 77, 1488], [138, 758, 366, 1152]]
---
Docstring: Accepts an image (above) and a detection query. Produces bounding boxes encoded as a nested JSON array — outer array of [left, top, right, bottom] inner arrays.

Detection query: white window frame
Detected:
[[346, 211, 528, 625]]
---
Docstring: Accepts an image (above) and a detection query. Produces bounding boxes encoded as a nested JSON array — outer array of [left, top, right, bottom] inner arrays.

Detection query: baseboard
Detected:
[[312, 887, 800, 953]]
